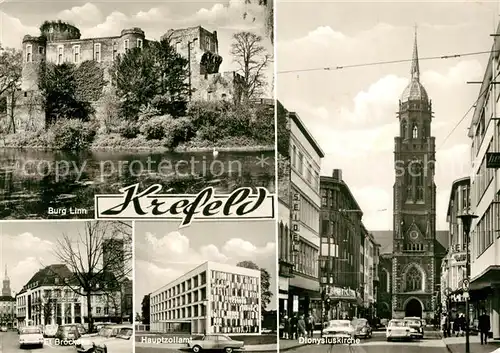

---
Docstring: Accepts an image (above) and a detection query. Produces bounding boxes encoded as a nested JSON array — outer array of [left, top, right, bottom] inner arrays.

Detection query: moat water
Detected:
[[0, 149, 275, 219]]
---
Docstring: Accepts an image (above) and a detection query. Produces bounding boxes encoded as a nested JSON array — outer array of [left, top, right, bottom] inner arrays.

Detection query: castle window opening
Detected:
[[94, 43, 101, 62], [412, 125, 418, 138], [26, 45, 32, 63], [205, 36, 211, 50], [112, 43, 118, 61], [175, 42, 181, 53], [124, 39, 129, 51], [72, 45, 80, 64], [137, 39, 143, 49], [38, 47, 44, 55], [57, 46, 64, 64]]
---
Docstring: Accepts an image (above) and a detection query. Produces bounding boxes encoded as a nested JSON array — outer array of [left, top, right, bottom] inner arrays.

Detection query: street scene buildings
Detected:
[[277, 2, 500, 353]]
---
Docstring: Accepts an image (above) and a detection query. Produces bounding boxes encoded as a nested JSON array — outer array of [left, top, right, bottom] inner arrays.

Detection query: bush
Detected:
[[119, 121, 140, 138], [140, 115, 170, 140], [163, 116, 195, 149], [51, 119, 96, 150]]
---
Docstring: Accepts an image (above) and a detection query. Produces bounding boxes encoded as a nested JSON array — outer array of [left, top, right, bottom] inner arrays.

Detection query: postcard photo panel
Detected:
[[0, 0, 275, 220], [134, 219, 277, 352]]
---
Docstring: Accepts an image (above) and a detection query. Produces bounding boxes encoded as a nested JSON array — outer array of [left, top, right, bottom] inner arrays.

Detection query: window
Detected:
[[124, 39, 130, 51], [72, 45, 80, 64], [137, 38, 143, 49], [321, 190, 327, 206], [405, 266, 422, 291], [26, 45, 32, 62], [94, 43, 101, 62], [112, 43, 118, 60], [401, 119, 407, 138], [205, 36, 211, 50], [38, 47, 44, 55], [298, 152, 303, 174], [291, 145, 296, 168], [96, 307, 101, 314], [412, 124, 418, 138]]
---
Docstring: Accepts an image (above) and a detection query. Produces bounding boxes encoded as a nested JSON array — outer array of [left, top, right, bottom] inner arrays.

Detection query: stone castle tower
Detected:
[[392, 29, 437, 320]]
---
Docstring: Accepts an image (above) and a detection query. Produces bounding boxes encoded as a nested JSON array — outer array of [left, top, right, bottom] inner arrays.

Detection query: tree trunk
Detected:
[[86, 293, 93, 333]]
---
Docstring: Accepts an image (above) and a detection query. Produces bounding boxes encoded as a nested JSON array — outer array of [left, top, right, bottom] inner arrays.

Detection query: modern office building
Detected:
[[442, 177, 471, 317], [150, 262, 261, 335], [468, 21, 500, 339], [288, 111, 324, 321]]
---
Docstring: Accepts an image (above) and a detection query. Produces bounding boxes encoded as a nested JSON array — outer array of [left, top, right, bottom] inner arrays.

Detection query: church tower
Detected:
[[2, 266, 11, 297], [392, 29, 437, 320]]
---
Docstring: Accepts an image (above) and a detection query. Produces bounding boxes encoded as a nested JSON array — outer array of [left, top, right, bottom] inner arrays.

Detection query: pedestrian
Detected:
[[283, 316, 289, 339], [441, 313, 448, 338], [478, 310, 491, 345], [298, 315, 307, 338], [453, 315, 460, 336], [291, 314, 298, 340], [306, 314, 314, 338]]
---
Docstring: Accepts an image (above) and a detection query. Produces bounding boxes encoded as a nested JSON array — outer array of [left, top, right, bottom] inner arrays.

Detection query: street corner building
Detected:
[[11, 22, 244, 131], [150, 261, 261, 335], [277, 106, 324, 322]]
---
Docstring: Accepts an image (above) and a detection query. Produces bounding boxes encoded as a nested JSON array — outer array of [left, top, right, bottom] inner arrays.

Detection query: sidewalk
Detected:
[[444, 335, 500, 353]]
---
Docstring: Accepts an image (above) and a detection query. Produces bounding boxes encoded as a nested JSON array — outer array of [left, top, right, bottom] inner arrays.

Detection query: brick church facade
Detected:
[[391, 32, 438, 320]]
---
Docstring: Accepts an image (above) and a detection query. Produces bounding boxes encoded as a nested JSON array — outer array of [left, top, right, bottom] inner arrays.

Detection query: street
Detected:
[[0, 331, 74, 353]]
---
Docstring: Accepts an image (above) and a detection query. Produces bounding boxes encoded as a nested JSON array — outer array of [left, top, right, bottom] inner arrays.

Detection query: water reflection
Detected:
[[0, 149, 275, 219]]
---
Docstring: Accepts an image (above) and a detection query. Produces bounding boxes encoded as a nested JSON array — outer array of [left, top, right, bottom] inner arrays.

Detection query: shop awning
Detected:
[[470, 265, 500, 291]]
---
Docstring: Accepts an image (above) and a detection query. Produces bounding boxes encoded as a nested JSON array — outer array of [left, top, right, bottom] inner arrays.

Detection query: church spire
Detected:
[[4, 265, 7, 280], [411, 24, 420, 81]]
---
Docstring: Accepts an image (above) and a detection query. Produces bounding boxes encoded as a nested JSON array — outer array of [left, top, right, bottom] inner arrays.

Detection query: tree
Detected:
[[141, 294, 150, 325], [38, 61, 94, 125], [111, 38, 189, 120], [243, 0, 273, 44], [236, 261, 273, 313], [230, 32, 272, 101], [52, 221, 132, 333], [0, 47, 22, 133]]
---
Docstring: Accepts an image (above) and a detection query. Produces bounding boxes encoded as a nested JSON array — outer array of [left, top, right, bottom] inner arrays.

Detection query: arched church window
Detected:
[[413, 125, 418, 138], [401, 120, 407, 138], [405, 266, 422, 291], [415, 162, 424, 201]]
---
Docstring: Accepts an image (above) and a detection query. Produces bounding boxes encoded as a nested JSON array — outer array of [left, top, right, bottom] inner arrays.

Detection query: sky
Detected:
[[135, 220, 277, 313], [277, 0, 499, 231], [0, 0, 273, 93], [0, 221, 131, 296]]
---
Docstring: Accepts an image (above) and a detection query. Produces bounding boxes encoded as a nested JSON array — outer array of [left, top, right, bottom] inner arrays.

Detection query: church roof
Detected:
[[372, 230, 449, 255], [401, 28, 428, 102]]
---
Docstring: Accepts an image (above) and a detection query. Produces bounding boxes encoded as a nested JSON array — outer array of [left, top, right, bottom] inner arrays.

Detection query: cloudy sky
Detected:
[[0, 221, 131, 296], [0, 0, 273, 92], [277, 1, 499, 230], [135, 220, 276, 312]]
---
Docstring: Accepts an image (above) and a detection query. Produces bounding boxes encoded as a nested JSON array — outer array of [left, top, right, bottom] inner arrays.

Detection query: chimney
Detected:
[[332, 169, 342, 181]]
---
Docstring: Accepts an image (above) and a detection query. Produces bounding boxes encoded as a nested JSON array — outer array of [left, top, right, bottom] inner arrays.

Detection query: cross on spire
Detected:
[[411, 24, 420, 81]]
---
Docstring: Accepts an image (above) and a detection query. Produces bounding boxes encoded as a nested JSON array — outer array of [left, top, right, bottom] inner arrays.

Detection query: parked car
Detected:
[[76, 324, 132, 353], [44, 324, 58, 338], [0, 326, 7, 332], [386, 319, 411, 341], [404, 317, 424, 338], [322, 320, 356, 338], [93, 327, 133, 353], [186, 334, 244, 353], [19, 326, 44, 349], [55, 324, 82, 342], [352, 318, 372, 338]]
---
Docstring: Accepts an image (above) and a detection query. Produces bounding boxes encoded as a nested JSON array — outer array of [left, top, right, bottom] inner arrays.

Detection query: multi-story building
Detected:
[[150, 262, 261, 335], [12, 23, 243, 131], [363, 233, 378, 315], [16, 264, 127, 327], [442, 177, 470, 318], [467, 21, 500, 339], [1, 267, 16, 328], [319, 169, 366, 320], [288, 111, 324, 321], [277, 102, 293, 318]]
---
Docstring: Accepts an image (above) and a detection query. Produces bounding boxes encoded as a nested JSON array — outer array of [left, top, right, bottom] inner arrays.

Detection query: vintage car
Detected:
[[322, 320, 356, 338], [75, 324, 131, 353], [0, 326, 7, 332], [386, 319, 411, 341], [19, 326, 44, 348], [93, 327, 133, 353], [55, 323, 85, 341], [404, 317, 424, 338], [352, 318, 372, 338], [186, 334, 244, 353]]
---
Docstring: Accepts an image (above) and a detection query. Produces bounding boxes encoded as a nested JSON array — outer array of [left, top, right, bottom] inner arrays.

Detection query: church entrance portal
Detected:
[[405, 299, 422, 318]]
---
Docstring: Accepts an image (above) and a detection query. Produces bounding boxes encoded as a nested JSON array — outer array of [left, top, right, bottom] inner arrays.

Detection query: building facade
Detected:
[[288, 112, 324, 321], [442, 177, 471, 319], [150, 262, 261, 335], [392, 32, 437, 320], [1, 267, 16, 328], [319, 169, 365, 320], [16, 264, 127, 327], [12, 23, 243, 131], [468, 21, 500, 339], [363, 233, 377, 316]]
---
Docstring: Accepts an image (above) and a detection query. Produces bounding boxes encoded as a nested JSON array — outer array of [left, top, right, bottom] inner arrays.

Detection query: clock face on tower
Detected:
[[410, 230, 419, 240]]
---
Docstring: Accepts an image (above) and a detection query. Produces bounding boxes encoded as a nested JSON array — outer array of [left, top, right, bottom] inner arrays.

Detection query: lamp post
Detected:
[[457, 213, 478, 353], [187, 38, 198, 100]]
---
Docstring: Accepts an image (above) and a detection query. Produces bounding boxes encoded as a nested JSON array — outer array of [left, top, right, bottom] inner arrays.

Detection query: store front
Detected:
[[288, 286, 321, 321], [470, 266, 500, 339]]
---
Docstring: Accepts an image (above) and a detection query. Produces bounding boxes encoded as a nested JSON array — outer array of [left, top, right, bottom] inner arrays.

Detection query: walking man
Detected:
[[478, 310, 491, 345]]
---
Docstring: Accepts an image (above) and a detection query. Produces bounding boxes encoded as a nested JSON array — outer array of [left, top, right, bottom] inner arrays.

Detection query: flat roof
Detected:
[[289, 111, 325, 158]]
